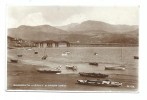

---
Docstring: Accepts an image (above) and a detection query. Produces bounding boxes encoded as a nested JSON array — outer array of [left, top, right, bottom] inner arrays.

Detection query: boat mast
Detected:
[[120, 43, 124, 65], [41, 45, 48, 67]]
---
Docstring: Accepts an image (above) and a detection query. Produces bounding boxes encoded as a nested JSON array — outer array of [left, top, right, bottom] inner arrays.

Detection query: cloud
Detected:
[[7, 17, 18, 28], [55, 7, 139, 26], [8, 6, 139, 27], [8, 11, 50, 28], [61, 14, 88, 25], [20, 12, 49, 26], [89, 7, 139, 25]]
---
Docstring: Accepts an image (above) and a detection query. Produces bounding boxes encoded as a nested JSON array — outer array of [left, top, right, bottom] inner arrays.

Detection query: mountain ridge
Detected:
[[8, 20, 138, 44], [58, 20, 138, 33]]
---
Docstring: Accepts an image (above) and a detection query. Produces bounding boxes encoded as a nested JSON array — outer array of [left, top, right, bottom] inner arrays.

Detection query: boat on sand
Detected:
[[77, 79, 122, 87], [105, 65, 126, 70], [37, 67, 61, 73], [79, 72, 108, 78]]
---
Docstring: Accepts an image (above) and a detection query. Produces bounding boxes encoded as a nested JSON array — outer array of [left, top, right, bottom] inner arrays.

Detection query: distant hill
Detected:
[[63, 32, 138, 44], [8, 20, 138, 45], [56, 23, 79, 31], [59, 20, 138, 33], [8, 25, 68, 41]]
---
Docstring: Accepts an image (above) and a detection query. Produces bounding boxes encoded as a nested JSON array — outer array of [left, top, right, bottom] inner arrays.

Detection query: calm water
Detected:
[[8, 47, 138, 72], [8, 47, 138, 91]]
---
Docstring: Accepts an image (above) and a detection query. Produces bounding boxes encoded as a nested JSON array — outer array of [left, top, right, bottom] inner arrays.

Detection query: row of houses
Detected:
[[8, 37, 70, 48], [34, 40, 70, 48]]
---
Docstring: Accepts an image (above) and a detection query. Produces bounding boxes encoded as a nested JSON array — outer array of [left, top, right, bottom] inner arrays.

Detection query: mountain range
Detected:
[[8, 20, 138, 44], [58, 20, 137, 33]]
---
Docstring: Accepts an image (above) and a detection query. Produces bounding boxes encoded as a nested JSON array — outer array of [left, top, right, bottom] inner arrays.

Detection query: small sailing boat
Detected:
[[105, 46, 126, 70], [10, 32, 25, 63], [10, 39, 22, 63], [36, 45, 61, 74], [42, 55, 48, 60], [41, 48, 48, 60]]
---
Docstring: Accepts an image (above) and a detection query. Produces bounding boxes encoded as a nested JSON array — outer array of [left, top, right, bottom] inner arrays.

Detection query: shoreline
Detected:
[[7, 47, 138, 91], [7, 61, 138, 91]]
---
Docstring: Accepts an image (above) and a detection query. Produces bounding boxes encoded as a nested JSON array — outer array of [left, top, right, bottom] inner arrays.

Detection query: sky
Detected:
[[7, 6, 139, 28]]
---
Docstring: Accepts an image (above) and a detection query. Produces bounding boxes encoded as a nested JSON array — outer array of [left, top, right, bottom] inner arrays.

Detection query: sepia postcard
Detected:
[[7, 6, 139, 92]]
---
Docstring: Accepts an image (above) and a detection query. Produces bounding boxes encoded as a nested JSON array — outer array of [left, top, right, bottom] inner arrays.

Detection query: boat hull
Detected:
[[79, 72, 108, 78], [17, 55, 23, 57], [37, 68, 61, 73], [134, 56, 139, 59], [34, 52, 38, 54], [89, 62, 98, 66], [10, 59, 18, 63], [77, 80, 122, 87], [37, 70, 61, 73], [66, 66, 77, 71], [105, 66, 125, 70]]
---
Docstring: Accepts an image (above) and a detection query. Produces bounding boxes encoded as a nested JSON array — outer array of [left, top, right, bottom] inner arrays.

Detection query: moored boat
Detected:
[[66, 65, 77, 71], [37, 68, 61, 73], [105, 65, 126, 70], [94, 52, 98, 56], [89, 62, 98, 66], [10, 59, 18, 63], [79, 72, 108, 78], [34, 51, 38, 54], [41, 55, 48, 60], [134, 56, 139, 59], [17, 54, 23, 57], [77, 79, 122, 87]]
